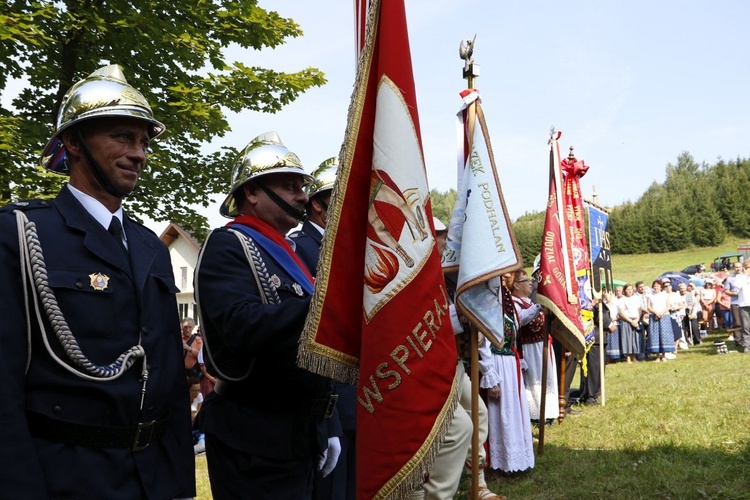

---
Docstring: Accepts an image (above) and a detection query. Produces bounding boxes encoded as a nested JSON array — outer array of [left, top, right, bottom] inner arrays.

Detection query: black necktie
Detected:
[[108, 216, 128, 254]]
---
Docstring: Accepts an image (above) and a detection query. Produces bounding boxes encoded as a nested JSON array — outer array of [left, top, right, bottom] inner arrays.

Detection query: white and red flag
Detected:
[[535, 130, 587, 356], [298, 0, 458, 497], [442, 90, 523, 347]]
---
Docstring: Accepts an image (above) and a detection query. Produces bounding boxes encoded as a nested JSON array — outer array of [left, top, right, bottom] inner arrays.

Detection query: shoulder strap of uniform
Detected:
[[0, 199, 53, 214], [194, 228, 282, 382], [13, 209, 146, 382]]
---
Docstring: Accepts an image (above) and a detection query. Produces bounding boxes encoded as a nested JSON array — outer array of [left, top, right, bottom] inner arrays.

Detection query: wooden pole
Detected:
[[558, 346, 567, 424], [460, 35, 480, 500], [599, 301, 606, 406], [537, 320, 550, 455], [470, 326, 480, 500]]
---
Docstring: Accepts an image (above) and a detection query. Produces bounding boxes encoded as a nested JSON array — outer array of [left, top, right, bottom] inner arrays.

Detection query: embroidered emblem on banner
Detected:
[[89, 272, 110, 291]]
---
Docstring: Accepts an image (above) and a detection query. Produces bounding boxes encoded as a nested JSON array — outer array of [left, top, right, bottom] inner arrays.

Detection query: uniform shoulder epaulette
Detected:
[[126, 217, 156, 237], [0, 199, 53, 214]]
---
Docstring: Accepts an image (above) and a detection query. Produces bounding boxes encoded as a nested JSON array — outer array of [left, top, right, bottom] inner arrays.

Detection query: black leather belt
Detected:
[[27, 411, 168, 451], [214, 380, 338, 419]]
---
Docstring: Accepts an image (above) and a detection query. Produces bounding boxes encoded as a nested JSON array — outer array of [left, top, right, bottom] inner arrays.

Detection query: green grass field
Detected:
[[471, 332, 750, 499]]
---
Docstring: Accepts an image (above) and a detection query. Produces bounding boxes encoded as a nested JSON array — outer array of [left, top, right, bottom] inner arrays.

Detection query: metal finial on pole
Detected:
[[459, 34, 478, 81], [548, 126, 560, 145], [568, 146, 576, 161], [459, 36, 480, 159]]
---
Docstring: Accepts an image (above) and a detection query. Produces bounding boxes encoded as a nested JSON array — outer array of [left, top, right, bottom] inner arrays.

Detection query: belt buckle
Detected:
[[324, 394, 339, 419], [132, 420, 156, 451]]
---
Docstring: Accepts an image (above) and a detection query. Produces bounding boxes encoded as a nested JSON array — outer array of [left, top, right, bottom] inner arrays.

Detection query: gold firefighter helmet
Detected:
[[305, 156, 339, 199], [220, 131, 314, 218], [40, 64, 165, 174]]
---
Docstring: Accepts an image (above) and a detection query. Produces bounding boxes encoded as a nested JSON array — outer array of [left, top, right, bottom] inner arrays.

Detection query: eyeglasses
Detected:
[[516, 279, 531, 283]]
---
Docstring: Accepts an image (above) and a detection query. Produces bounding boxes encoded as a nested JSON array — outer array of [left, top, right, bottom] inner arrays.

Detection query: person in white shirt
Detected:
[[723, 262, 743, 345], [733, 260, 750, 354], [679, 283, 701, 345], [618, 284, 643, 364], [646, 280, 676, 362], [664, 280, 687, 353]]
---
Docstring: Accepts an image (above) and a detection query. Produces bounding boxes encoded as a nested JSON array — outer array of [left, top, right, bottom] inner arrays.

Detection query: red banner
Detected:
[[298, 0, 458, 497], [561, 154, 594, 326], [536, 131, 586, 356]]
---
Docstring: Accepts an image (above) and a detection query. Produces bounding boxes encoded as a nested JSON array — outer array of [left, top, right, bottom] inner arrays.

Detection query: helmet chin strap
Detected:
[[75, 128, 131, 198], [258, 182, 308, 222], [313, 195, 329, 224]]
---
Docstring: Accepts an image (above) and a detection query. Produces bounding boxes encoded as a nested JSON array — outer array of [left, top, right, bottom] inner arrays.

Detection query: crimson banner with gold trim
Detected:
[[298, 0, 458, 497], [536, 130, 586, 356]]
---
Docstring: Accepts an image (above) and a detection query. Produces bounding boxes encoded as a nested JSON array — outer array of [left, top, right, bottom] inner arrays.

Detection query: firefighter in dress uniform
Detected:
[[0, 65, 195, 499], [195, 132, 341, 499]]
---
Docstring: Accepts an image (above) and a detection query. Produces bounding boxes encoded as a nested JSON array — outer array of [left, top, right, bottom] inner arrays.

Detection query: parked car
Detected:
[[710, 252, 743, 272], [681, 264, 705, 275]]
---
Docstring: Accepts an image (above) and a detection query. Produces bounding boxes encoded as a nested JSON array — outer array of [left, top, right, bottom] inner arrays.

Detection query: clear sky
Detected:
[[186, 0, 750, 233]]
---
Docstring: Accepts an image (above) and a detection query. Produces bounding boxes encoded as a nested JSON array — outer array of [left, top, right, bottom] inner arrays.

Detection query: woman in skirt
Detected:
[[646, 280, 675, 361]]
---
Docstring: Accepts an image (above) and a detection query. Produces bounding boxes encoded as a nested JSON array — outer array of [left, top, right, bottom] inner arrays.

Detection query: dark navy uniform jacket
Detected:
[[0, 186, 195, 499], [289, 220, 323, 276], [196, 225, 338, 461], [290, 221, 356, 432]]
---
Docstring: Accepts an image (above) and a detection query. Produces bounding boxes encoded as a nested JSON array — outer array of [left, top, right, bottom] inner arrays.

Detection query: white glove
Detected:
[[318, 437, 341, 477], [449, 304, 463, 334]]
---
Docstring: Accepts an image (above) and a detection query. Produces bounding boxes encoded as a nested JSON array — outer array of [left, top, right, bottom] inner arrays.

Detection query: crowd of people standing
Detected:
[[602, 260, 750, 364]]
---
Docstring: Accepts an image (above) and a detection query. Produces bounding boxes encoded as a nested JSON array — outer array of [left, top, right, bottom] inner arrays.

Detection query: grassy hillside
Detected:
[[611, 235, 748, 285]]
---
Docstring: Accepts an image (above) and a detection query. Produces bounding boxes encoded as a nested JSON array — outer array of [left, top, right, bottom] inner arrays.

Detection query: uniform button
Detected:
[[141, 326, 151, 335], [53, 405, 62, 414], [75, 281, 83, 289]]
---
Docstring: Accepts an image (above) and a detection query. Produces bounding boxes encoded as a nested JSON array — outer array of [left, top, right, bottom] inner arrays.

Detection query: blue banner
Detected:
[[588, 206, 612, 296]]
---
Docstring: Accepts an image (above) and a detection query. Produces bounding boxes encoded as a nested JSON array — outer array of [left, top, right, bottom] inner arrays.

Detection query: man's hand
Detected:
[[319, 437, 341, 477]]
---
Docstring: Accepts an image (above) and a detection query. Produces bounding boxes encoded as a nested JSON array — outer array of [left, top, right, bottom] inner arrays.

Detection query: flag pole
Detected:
[[537, 132, 560, 454], [599, 300, 605, 405], [557, 330, 567, 423], [460, 34, 480, 500], [538, 316, 550, 454], [549, 129, 575, 302], [586, 197, 613, 408]]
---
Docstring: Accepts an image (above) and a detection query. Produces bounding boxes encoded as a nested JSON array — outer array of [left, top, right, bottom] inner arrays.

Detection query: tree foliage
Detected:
[[512, 211, 544, 268], [609, 152, 744, 254], [429, 188, 457, 225], [429, 152, 750, 259], [1, 0, 326, 239]]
